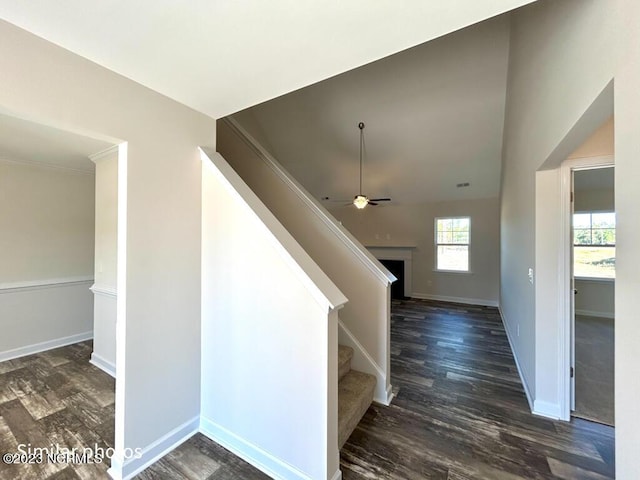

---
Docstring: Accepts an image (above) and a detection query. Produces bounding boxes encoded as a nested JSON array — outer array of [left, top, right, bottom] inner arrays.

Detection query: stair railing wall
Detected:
[[218, 118, 395, 405], [200, 148, 345, 480]]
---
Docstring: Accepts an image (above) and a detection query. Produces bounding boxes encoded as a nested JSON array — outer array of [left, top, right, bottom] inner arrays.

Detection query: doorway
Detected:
[[570, 165, 615, 426]]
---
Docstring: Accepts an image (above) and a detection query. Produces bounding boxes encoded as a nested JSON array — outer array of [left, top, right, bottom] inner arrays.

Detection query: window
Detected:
[[435, 217, 470, 272], [573, 212, 615, 278]]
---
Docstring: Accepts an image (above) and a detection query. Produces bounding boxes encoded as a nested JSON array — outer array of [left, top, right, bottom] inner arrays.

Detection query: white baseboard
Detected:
[[411, 293, 498, 307], [498, 308, 534, 412], [0, 331, 93, 362], [200, 417, 315, 480], [575, 309, 614, 319], [532, 399, 562, 420], [108, 416, 199, 480], [90, 352, 116, 377]]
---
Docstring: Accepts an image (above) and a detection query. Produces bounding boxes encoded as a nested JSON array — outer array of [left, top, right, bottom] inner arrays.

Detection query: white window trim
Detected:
[[434, 216, 471, 273]]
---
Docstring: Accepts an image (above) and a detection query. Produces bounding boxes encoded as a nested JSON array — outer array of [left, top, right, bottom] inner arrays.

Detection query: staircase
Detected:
[[338, 345, 376, 448]]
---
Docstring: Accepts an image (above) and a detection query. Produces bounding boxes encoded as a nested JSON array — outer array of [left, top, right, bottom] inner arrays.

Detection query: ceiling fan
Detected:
[[351, 122, 391, 209]]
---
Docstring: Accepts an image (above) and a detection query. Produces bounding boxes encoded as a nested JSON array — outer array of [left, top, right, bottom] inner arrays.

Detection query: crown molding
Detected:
[[89, 144, 119, 163], [0, 157, 94, 176]]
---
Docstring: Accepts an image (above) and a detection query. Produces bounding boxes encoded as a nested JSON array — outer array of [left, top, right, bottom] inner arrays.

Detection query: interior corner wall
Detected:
[[0, 19, 216, 476], [0, 161, 95, 359], [331, 197, 500, 305], [499, 0, 614, 410], [92, 150, 119, 375], [614, 0, 640, 476]]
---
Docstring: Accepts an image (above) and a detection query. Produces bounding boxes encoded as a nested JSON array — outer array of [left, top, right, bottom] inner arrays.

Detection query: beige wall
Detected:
[[614, 1, 640, 474], [0, 161, 94, 283], [500, 0, 614, 411], [0, 19, 217, 476], [331, 197, 500, 305], [0, 160, 95, 359], [91, 148, 118, 375], [568, 116, 614, 159]]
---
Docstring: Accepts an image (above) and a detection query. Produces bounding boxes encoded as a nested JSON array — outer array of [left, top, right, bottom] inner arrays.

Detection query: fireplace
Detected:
[[367, 247, 414, 298]]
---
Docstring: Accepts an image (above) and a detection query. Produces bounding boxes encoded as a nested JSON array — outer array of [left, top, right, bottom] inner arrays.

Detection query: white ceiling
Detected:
[[0, 0, 535, 118], [0, 112, 113, 172], [234, 16, 511, 205]]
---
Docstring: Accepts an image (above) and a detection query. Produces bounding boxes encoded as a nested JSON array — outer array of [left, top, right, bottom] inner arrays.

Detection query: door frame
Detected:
[[559, 155, 614, 420]]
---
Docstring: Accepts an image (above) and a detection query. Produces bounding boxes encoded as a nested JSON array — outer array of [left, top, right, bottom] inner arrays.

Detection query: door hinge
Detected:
[[570, 191, 574, 202], [570, 367, 574, 378]]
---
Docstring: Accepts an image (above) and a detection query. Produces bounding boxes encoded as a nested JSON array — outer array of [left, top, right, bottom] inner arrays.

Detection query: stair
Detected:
[[338, 345, 376, 448]]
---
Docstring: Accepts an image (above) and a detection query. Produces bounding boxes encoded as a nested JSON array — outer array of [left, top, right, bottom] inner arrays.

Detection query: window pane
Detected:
[[437, 245, 469, 271], [574, 229, 592, 245], [573, 213, 591, 229], [574, 246, 615, 278], [451, 218, 470, 231], [451, 231, 469, 244], [592, 212, 615, 228], [592, 228, 615, 245], [437, 231, 453, 244], [437, 219, 452, 232]]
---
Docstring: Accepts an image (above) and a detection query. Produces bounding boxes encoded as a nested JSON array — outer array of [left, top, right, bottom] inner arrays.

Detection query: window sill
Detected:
[[575, 276, 615, 283], [434, 269, 473, 275]]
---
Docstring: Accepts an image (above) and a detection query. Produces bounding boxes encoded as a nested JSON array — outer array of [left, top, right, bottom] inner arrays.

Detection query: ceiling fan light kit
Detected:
[[352, 121, 391, 209], [353, 194, 369, 209]]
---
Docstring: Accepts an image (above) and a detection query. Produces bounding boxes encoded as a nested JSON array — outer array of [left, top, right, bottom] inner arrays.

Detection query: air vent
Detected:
[[456, 182, 470, 188]]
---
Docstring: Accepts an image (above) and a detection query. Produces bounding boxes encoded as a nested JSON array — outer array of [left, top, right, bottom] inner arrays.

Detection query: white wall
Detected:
[[500, 0, 614, 412], [332, 198, 500, 306], [614, 1, 640, 475], [0, 160, 94, 359], [0, 19, 217, 479], [201, 150, 345, 480], [218, 118, 395, 404], [90, 147, 118, 376], [575, 279, 614, 319]]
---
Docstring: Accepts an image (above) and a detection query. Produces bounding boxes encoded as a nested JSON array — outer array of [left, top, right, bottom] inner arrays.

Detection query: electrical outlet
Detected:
[[528, 268, 534, 284]]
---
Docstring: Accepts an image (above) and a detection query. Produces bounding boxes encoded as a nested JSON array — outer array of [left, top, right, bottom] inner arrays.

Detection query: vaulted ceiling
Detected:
[[0, 0, 534, 118], [234, 16, 511, 205]]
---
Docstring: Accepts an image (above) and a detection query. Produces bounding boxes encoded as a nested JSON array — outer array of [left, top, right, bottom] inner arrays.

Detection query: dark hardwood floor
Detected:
[[1, 299, 615, 479], [341, 299, 615, 479]]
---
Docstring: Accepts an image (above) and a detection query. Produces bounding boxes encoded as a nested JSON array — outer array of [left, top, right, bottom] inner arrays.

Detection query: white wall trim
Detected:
[[575, 309, 615, 319], [223, 117, 395, 287], [411, 293, 498, 308], [532, 400, 562, 420], [0, 276, 93, 294], [559, 155, 615, 422], [200, 416, 316, 480], [0, 156, 94, 176], [0, 331, 93, 363], [89, 144, 119, 163], [90, 284, 118, 298], [330, 469, 343, 480], [108, 416, 199, 480], [338, 319, 392, 405], [498, 307, 534, 412], [201, 147, 347, 313], [90, 352, 116, 377]]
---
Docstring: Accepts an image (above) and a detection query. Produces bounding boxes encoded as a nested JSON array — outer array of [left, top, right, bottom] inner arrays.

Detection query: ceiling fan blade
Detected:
[[368, 202, 379, 206], [369, 198, 391, 202]]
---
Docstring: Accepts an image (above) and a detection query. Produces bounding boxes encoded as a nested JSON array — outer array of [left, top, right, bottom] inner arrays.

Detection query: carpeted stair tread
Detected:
[[338, 369, 376, 448], [338, 345, 354, 382]]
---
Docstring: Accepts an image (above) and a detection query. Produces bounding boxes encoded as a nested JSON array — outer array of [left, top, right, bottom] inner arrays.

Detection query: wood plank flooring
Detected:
[[1, 300, 615, 479], [340, 299, 615, 479]]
